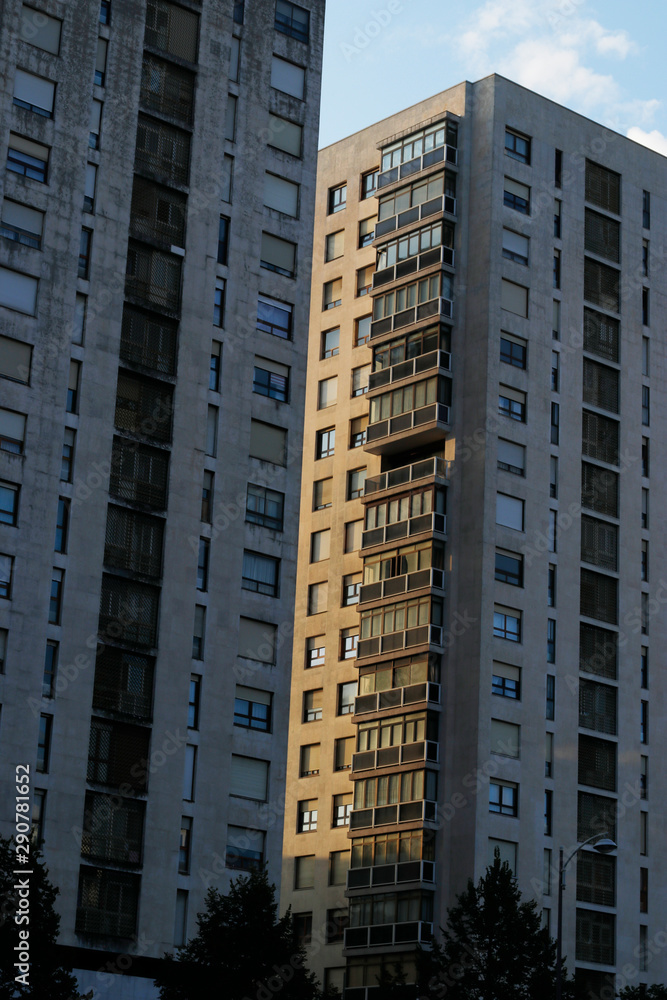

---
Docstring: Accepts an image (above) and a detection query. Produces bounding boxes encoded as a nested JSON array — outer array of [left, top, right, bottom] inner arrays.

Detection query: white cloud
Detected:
[[627, 126, 667, 157], [560, 20, 637, 59], [498, 40, 619, 110]]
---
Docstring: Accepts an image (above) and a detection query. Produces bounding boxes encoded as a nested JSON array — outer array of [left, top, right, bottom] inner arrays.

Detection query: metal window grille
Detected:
[[576, 853, 615, 907], [81, 792, 145, 865], [135, 115, 190, 186], [140, 55, 195, 125], [582, 411, 619, 466], [125, 241, 182, 313], [87, 718, 151, 792], [145, 0, 199, 62], [104, 505, 164, 578], [578, 734, 616, 792], [584, 258, 620, 312], [99, 575, 160, 649], [120, 306, 178, 374], [76, 867, 141, 938], [585, 161, 620, 214], [584, 210, 620, 262], [579, 623, 617, 679], [581, 462, 618, 518], [130, 176, 186, 247], [577, 791, 617, 843], [580, 569, 618, 625], [579, 679, 617, 735], [575, 908, 615, 966], [115, 371, 173, 442], [581, 515, 618, 572], [583, 358, 619, 413], [92, 647, 154, 720], [583, 308, 619, 362], [109, 438, 169, 509]]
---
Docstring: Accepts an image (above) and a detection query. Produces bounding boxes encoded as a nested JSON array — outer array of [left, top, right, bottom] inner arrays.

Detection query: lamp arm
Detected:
[[561, 832, 609, 872]]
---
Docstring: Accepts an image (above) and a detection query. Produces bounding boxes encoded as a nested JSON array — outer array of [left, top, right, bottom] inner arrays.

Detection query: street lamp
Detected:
[[555, 833, 617, 1000]]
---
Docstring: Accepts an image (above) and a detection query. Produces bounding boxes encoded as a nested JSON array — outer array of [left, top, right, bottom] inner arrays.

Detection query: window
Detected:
[[500, 333, 526, 369], [499, 387, 525, 422], [206, 405, 218, 456], [329, 851, 349, 887], [307, 582, 327, 616], [226, 826, 265, 872], [260, 233, 296, 278], [502, 229, 529, 265], [544, 790, 553, 836], [253, 358, 289, 402], [196, 538, 209, 592], [497, 439, 525, 476], [221, 153, 233, 201], [493, 606, 521, 643], [233, 1, 244, 23], [61, 428, 75, 482], [224, 94, 237, 141], [551, 351, 560, 392], [318, 377, 337, 409], [356, 266, 373, 297], [77, 228, 92, 280], [298, 799, 318, 834], [37, 715, 53, 773], [343, 574, 361, 607], [340, 628, 358, 660], [0, 409, 26, 454], [545, 733, 553, 779], [192, 605, 205, 660], [42, 640, 58, 697], [489, 780, 518, 816], [246, 484, 284, 531], [640, 867, 648, 913], [553, 199, 561, 239], [13, 69, 55, 118], [642, 437, 649, 478], [641, 540, 648, 582], [294, 855, 315, 889], [300, 744, 319, 777], [323, 278, 342, 311], [545, 674, 556, 720], [643, 190, 650, 229], [551, 402, 560, 445], [496, 493, 524, 531], [0, 483, 19, 527], [333, 793, 352, 827], [31, 787, 46, 844], [49, 568, 64, 624], [306, 636, 325, 669], [641, 756, 648, 800], [275, 0, 310, 41], [1, 200, 43, 249], [642, 488, 649, 528], [0, 333, 31, 382], [242, 551, 279, 597], [95, 37, 108, 86], [334, 736, 353, 771], [179, 817, 191, 874], [303, 689, 322, 723], [641, 700, 648, 744], [230, 755, 269, 801], [67, 360, 81, 413], [640, 811, 648, 856], [355, 315, 371, 347], [100, 0, 111, 23], [0, 628, 7, 672], [501, 279, 528, 317], [492, 663, 520, 700], [642, 240, 649, 279], [328, 184, 347, 214], [505, 128, 530, 164], [345, 520, 362, 553], [20, 6, 62, 54], [553, 250, 561, 289], [264, 173, 299, 218], [0, 554, 14, 599], [217, 216, 230, 265], [257, 295, 292, 340], [229, 36, 240, 81], [213, 279, 225, 327], [270, 55, 305, 100], [6, 134, 49, 183], [358, 217, 376, 248], [249, 420, 287, 466], [347, 468, 366, 501], [234, 686, 272, 732], [325, 231, 344, 263], [504, 177, 530, 214], [321, 328, 340, 359], [238, 617, 276, 664], [184, 676, 201, 730], [310, 529, 330, 563], [548, 565, 556, 607], [642, 384, 650, 426], [495, 551, 523, 586], [337, 681, 356, 716], [54, 498, 69, 553], [553, 299, 561, 340], [267, 114, 302, 156], [0, 267, 38, 315], [208, 342, 221, 391], [641, 647, 648, 689], [316, 427, 335, 458], [313, 478, 332, 511], [361, 169, 378, 199], [350, 416, 367, 449], [84, 163, 97, 213]]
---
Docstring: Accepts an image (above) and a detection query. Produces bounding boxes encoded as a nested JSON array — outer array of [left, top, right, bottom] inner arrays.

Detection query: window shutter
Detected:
[[318, 376, 338, 408], [579, 623, 617, 679], [230, 755, 268, 800], [323, 279, 342, 306], [313, 478, 332, 509], [580, 569, 618, 624], [300, 744, 320, 774], [268, 114, 302, 155], [183, 744, 196, 799], [295, 855, 314, 888], [311, 530, 331, 562], [224, 94, 237, 141], [0, 268, 38, 315], [20, 6, 61, 53], [499, 385, 525, 405], [96, 37, 108, 75], [578, 734, 616, 791], [502, 229, 529, 259], [249, 419, 287, 465], [330, 850, 350, 885], [497, 439, 525, 472], [488, 838, 517, 871], [264, 174, 299, 217], [85, 163, 97, 202], [13, 70, 55, 114], [270, 56, 305, 99], [504, 178, 529, 200], [326, 230, 344, 260], [260, 233, 296, 276], [501, 279, 528, 316], [238, 617, 276, 663], [490, 719, 520, 758], [90, 98, 102, 135], [8, 133, 48, 161], [496, 493, 524, 530], [585, 210, 620, 262], [255, 356, 289, 378], [493, 662, 520, 683], [236, 686, 271, 706], [583, 359, 619, 413], [0, 409, 26, 444], [2, 201, 43, 236]]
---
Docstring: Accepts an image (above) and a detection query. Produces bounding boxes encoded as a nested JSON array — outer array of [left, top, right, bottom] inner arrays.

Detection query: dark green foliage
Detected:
[[618, 988, 667, 999]]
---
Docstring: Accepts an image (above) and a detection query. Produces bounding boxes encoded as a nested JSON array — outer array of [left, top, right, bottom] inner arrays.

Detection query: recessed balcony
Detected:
[[373, 245, 454, 290], [365, 402, 450, 456], [351, 739, 440, 773], [347, 859, 435, 891], [364, 457, 450, 498], [354, 681, 442, 716]]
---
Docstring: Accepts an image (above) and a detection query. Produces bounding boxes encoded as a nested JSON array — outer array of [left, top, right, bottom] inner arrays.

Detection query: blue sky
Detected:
[[319, 0, 667, 154]]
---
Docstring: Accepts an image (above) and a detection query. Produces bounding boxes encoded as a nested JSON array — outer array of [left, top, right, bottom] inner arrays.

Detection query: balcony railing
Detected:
[[347, 859, 435, 890], [357, 624, 443, 659], [349, 798, 437, 831], [373, 246, 454, 290], [354, 681, 441, 716], [366, 402, 450, 447], [370, 297, 452, 340], [359, 567, 445, 605], [362, 512, 446, 550], [352, 739, 439, 773], [80, 833, 142, 866], [344, 920, 433, 950], [368, 349, 451, 393], [377, 145, 458, 191], [374, 194, 456, 242], [364, 457, 450, 497]]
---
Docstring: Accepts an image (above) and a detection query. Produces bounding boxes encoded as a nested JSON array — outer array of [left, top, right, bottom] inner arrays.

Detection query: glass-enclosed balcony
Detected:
[[378, 118, 458, 190], [364, 457, 450, 498], [370, 274, 453, 340], [344, 919, 433, 950], [354, 681, 441, 716], [373, 220, 454, 290], [368, 348, 451, 393], [375, 170, 457, 243], [357, 596, 443, 658], [362, 484, 446, 548], [360, 540, 445, 604], [365, 375, 451, 455]]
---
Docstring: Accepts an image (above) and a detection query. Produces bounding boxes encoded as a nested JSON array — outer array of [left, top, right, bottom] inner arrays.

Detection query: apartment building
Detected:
[[282, 75, 667, 999], [0, 0, 323, 995]]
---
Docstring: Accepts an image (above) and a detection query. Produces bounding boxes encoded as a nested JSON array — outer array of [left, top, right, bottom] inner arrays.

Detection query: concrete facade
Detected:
[[0, 1, 323, 996], [282, 76, 667, 999]]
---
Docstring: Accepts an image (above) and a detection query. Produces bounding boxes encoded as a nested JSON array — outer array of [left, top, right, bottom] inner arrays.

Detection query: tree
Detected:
[[618, 988, 667, 999], [0, 835, 89, 1000], [154, 866, 325, 1000], [414, 850, 574, 1000]]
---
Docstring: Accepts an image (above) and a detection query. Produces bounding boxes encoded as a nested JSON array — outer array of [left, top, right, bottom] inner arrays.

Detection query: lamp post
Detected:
[[555, 833, 616, 1000]]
